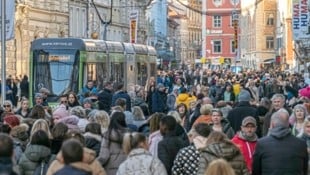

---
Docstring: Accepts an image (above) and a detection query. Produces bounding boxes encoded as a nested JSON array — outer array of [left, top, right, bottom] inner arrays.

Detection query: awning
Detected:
[[263, 58, 275, 64]]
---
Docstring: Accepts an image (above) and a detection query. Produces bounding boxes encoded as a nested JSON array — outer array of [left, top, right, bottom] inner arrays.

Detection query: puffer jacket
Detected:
[[116, 148, 167, 175], [197, 141, 249, 175], [46, 147, 106, 175], [18, 144, 54, 175], [98, 130, 127, 175]]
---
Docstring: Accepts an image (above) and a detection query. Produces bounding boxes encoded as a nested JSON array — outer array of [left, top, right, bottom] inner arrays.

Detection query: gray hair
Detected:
[[270, 108, 290, 128], [271, 93, 285, 101], [70, 106, 86, 118]]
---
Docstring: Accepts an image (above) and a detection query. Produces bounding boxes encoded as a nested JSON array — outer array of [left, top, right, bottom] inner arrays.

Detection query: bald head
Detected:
[[270, 108, 290, 128], [202, 97, 213, 105]]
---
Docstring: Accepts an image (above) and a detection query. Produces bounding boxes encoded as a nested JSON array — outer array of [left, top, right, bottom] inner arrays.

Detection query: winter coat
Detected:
[[299, 133, 310, 175], [166, 93, 177, 111], [197, 140, 249, 175], [148, 130, 163, 158], [158, 131, 189, 175], [18, 144, 54, 175], [78, 118, 90, 132], [59, 115, 80, 131], [50, 139, 63, 155], [112, 91, 131, 111], [46, 147, 106, 175], [252, 126, 308, 175], [0, 157, 18, 175], [151, 90, 168, 113], [84, 132, 102, 157], [171, 145, 201, 175], [116, 148, 167, 175], [11, 124, 29, 152], [231, 132, 257, 172], [227, 101, 261, 137], [98, 88, 113, 112], [209, 119, 235, 139], [54, 162, 92, 175], [15, 108, 31, 118], [98, 130, 127, 175]]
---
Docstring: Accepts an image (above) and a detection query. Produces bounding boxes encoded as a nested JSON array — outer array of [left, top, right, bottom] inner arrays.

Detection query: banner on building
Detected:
[[130, 10, 138, 43], [0, 1, 15, 40], [292, 0, 310, 40]]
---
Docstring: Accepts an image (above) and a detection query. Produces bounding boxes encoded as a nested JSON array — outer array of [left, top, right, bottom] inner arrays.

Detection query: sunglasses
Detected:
[[3, 105, 11, 108], [61, 101, 68, 104]]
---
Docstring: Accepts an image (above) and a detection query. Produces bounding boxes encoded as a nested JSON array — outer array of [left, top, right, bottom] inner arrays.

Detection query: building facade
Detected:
[[240, 0, 277, 70], [205, 0, 241, 68], [8, 0, 150, 78]]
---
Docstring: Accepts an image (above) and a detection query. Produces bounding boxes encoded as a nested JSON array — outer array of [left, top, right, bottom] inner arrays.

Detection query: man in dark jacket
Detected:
[[252, 109, 308, 175], [0, 133, 18, 175], [97, 81, 113, 113], [158, 115, 188, 175], [151, 83, 168, 113], [227, 90, 261, 137], [112, 83, 131, 111]]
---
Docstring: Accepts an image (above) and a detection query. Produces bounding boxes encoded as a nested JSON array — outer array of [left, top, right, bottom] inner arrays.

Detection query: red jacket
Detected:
[[231, 133, 257, 173]]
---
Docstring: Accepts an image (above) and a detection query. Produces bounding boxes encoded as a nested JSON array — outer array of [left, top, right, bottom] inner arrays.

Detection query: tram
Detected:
[[29, 38, 157, 105]]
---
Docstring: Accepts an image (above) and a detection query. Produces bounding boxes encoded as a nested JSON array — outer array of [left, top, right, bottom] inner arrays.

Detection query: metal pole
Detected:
[[1, 0, 6, 104], [202, 0, 207, 59]]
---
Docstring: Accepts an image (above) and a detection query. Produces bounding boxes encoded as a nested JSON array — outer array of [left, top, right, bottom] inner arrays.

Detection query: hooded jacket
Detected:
[[116, 148, 167, 175], [252, 126, 308, 175], [197, 140, 249, 175], [98, 130, 127, 175], [46, 147, 106, 175], [18, 145, 54, 175], [231, 132, 257, 172], [84, 132, 102, 157]]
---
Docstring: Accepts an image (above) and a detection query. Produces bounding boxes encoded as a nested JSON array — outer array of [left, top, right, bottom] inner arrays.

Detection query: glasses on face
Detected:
[[61, 101, 68, 104], [3, 105, 11, 108]]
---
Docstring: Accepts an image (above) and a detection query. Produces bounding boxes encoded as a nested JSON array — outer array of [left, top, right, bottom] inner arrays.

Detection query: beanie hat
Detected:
[[299, 86, 310, 99], [53, 104, 69, 119], [4, 115, 20, 128], [238, 90, 251, 102]]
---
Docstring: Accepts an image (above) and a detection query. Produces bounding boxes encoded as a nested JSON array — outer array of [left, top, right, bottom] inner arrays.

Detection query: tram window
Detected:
[[137, 62, 148, 85], [111, 63, 124, 83], [85, 63, 108, 89]]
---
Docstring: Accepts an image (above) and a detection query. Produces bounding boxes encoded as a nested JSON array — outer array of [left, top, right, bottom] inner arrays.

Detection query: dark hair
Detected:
[[65, 131, 85, 146], [106, 111, 127, 144], [176, 103, 188, 115], [194, 123, 211, 138], [29, 105, 46, 119], [85, 123, 102, 135], [30, 130, 51, 148], [115, 98, 126, 108], [52, 122, 69, 140], [160, 115, 176, 131], [123, 132, 146, 154], [0, 133, 13, 157], [0, 123, 11, 134], [62, 139, 83, 164], [115, 83, 124, 90]]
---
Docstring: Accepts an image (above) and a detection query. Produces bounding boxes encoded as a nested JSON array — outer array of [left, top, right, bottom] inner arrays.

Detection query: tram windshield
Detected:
[[33, 49, 79, 101]]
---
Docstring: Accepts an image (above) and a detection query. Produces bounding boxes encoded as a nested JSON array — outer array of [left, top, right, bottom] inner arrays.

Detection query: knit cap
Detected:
[[238, 90, 251, 102], [299, 86, 310, 99], [53, 104, 69, 119]]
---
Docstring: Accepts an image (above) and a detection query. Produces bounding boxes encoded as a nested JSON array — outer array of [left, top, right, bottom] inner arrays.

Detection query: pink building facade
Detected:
[[204, 0, 241, 67]]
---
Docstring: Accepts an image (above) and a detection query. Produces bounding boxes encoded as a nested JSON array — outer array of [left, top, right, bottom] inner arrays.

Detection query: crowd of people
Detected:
[[0, 68, 309, 175]]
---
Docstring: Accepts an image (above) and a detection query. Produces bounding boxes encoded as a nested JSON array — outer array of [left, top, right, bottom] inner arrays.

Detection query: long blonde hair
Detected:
[[204, 158, 236, 175], [31, 119, 52, 139]]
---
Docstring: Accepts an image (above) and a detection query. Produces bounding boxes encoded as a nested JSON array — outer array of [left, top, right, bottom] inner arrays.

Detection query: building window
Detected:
[[213, 0, 223, 6], [266, 14, 274, 26], [213, 15, 222, 28], [266, 36, 274, 49], [231, 40, 236, 53], [212, 40, 222, 53]]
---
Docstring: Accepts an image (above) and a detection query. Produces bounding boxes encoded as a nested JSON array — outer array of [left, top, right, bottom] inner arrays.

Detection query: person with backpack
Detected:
[[18, 130, 55, 175]]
